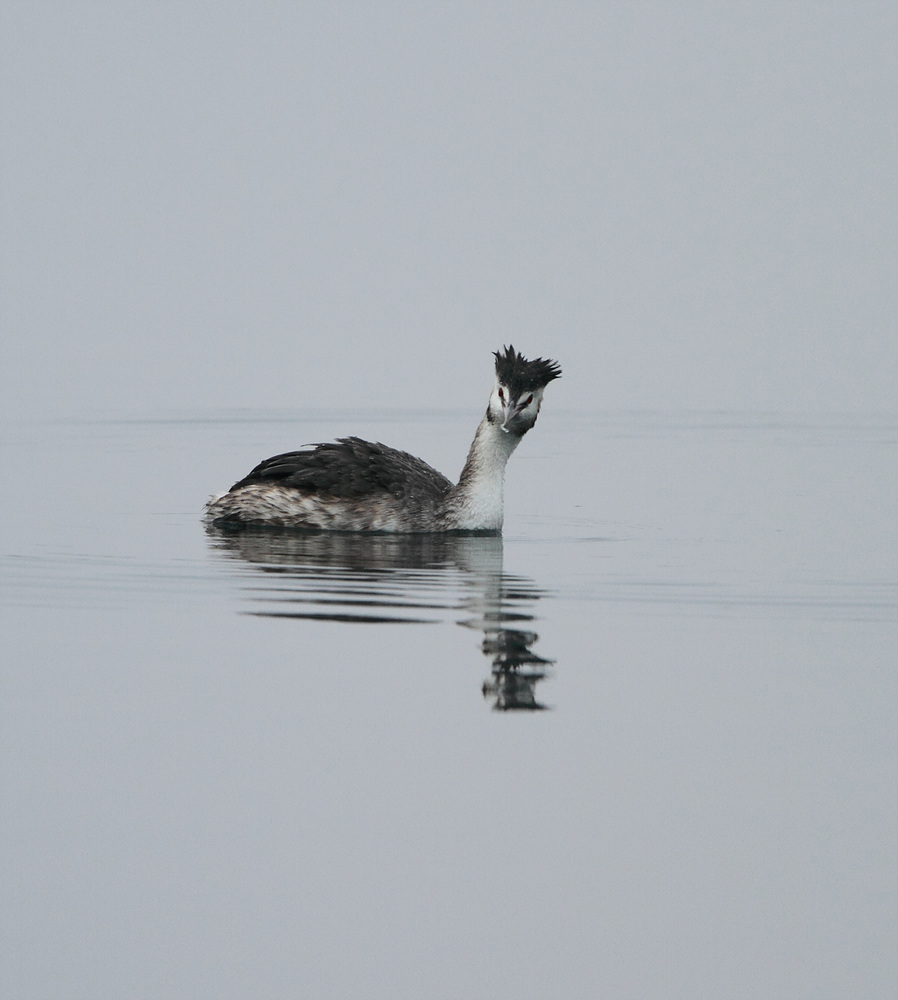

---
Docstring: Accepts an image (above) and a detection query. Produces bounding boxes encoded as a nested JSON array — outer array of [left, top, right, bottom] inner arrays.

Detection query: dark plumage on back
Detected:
[[230, 436, 453, 500], [493, 345, 562, 397], [205, 346, 561, 531]]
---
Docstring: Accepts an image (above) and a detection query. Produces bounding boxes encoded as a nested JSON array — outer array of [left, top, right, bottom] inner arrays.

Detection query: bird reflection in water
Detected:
[[480, 630, 553, 711], [205, 527, 554, 709]]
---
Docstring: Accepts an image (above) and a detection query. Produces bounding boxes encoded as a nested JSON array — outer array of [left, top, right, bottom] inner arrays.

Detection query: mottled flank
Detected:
[[205, 348, 561, 532], [208, 438, 453, 531], [205, 479, 448, 531]]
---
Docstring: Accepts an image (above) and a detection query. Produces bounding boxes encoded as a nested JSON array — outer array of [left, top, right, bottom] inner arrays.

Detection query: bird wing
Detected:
[[229, 436, 454, 500]]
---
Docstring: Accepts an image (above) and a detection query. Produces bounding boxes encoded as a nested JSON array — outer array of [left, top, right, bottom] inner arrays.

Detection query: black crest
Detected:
[[493, 345, 562, 395]]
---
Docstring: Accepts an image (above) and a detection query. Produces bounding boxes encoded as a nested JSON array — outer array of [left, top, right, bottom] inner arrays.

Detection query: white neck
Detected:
[[446, 416, 523, 531]]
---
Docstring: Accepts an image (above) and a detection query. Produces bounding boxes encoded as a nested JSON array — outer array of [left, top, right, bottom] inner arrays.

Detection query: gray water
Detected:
[[2, 408, 896, 999]]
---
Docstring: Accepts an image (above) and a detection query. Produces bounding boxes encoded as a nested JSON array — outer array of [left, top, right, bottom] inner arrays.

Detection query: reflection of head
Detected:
[[481, 628, 553, 711]]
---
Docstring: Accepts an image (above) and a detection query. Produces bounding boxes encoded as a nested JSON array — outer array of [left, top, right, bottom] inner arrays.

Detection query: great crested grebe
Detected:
[[204, 346, 561, 532]]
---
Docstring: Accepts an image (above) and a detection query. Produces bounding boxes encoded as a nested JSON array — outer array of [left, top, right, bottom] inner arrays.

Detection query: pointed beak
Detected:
[[500, 399, 522, 433]]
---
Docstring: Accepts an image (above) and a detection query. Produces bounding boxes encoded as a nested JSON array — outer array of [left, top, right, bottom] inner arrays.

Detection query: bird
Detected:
[[204, 345, 561, 533]]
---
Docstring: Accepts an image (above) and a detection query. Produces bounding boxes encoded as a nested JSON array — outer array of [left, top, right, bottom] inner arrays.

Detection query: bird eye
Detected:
[[524, 394, 533, 406], [498, 387, 505, 401]]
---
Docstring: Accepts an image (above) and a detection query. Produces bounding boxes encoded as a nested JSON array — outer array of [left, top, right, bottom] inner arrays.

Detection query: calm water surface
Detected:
[[2, 408, 896, 999]]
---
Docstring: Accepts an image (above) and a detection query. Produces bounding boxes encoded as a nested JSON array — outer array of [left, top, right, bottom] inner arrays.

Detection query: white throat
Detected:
[[448, 416, 523, 531]]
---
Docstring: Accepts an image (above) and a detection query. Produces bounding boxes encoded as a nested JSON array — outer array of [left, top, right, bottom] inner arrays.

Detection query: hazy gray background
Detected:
[[2, 1, 896, 420], [2, 7, 897, 998]]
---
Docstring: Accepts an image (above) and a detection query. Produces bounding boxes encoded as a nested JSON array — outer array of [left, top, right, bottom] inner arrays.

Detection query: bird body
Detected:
[[205, 347, 561, 533]]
